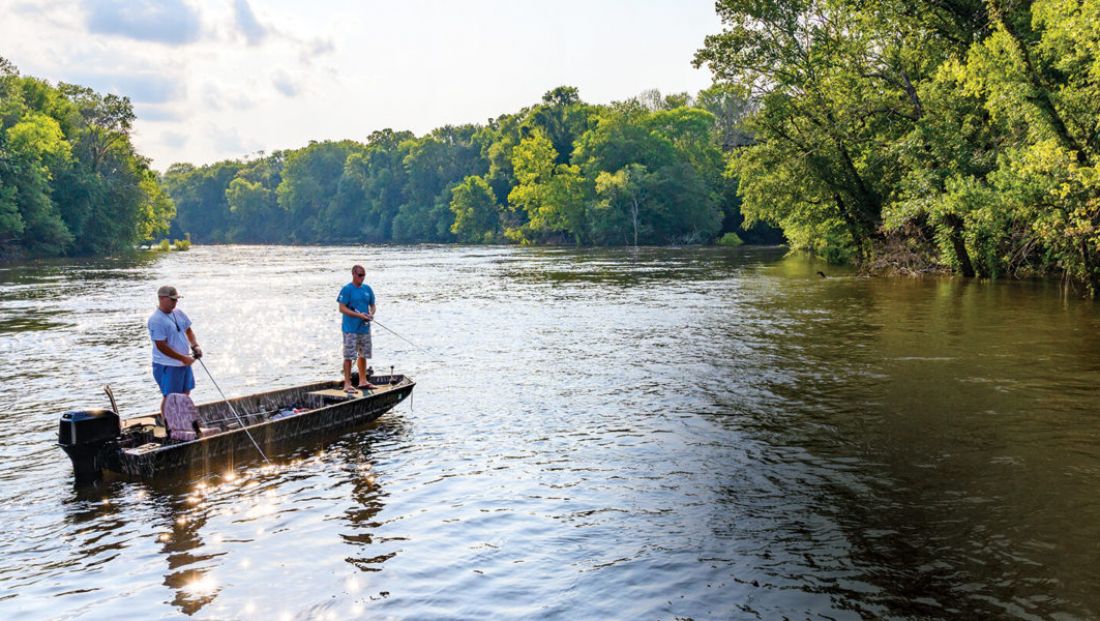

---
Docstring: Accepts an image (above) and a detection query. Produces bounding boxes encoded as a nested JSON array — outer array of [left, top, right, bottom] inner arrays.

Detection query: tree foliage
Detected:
[[450, 175, 499, 243], [0, 59, 173, 257], [163, 86, 753, 249], [696, 0, 1100, 293]]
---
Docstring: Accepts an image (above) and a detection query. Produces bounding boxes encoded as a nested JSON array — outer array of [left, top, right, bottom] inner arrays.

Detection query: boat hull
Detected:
[[94, 377, 413, 479]]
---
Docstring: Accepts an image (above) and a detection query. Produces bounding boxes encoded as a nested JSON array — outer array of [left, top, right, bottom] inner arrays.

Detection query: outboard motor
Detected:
[[58, 409, 120, 483]]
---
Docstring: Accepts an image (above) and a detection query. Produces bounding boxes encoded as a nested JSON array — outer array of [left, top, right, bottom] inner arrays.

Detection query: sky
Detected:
[[0, 0, 723, 170]]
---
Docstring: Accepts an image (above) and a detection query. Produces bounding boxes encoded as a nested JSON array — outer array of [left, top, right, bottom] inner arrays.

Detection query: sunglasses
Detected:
[[353, 272, 365, 277]]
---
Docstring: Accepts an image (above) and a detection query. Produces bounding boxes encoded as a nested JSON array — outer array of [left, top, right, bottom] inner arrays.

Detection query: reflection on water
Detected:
[[51, 425, 392, 618], [1, 245, 1098, 619]]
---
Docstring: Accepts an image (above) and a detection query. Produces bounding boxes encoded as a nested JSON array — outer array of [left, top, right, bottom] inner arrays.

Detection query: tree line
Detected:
[[162, 86, 778, 248], [17, 0, 1095, 294], [0, 58, 173, 258], [695, 0, 1100, 294]]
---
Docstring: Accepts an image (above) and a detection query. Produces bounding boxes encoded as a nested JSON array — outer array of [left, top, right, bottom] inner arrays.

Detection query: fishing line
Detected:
[[371, 319, 430, 352], [197, 357, 271, 463]]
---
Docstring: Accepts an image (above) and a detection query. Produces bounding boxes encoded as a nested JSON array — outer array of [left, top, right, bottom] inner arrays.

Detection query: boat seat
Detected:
[[307, 388, 366, 405], [164, 394, 218, 441]]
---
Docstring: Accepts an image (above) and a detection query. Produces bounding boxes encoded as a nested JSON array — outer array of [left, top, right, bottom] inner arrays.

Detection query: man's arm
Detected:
[[155, 340, 194, 366], [367, 303, 376, 320], [185, 327, 202, 358], [339, 302, 369, 320]]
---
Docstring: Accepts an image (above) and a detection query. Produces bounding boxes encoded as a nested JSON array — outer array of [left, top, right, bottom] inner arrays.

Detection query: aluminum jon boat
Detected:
[[58, 373, 414, 482]]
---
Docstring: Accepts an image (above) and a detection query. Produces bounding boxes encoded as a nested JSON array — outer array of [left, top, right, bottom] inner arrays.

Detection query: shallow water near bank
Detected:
[[1, 245, 1098, 620]]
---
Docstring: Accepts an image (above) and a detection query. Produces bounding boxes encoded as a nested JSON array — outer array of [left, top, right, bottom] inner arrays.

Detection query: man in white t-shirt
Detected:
[[147, 285, 202, 417]]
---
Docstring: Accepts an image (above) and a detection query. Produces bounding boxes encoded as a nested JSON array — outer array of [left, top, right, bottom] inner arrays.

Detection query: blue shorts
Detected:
[[152, 363, 195, 396]]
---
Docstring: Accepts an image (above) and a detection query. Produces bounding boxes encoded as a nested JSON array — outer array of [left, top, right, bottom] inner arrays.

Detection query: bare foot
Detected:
[[343, 384, 356, 393], [357, 382, 377, 390]]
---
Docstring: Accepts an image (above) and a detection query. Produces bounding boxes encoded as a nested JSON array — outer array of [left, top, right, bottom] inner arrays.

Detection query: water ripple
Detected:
[[1, 246, 1098, 619]]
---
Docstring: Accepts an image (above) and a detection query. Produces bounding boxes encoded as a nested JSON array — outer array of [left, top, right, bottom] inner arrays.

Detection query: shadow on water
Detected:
[[698, 259, 1100, 619], [498, 245, 791, 286], [0, 253, 164, 290], [0, 253, 165, 336]]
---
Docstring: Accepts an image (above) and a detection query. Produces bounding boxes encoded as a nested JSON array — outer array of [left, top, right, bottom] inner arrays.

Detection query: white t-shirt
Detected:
[[148, 309, 192, 367]]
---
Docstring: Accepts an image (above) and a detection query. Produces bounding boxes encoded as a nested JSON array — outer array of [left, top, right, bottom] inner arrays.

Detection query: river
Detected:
[[1, 245, 1097, 620]]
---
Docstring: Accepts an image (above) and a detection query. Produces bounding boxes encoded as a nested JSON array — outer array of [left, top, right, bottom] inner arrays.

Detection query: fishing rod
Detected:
[[352, 306, 426, 352], [371, 318, 428, 352], [196, 357, 271, 464]]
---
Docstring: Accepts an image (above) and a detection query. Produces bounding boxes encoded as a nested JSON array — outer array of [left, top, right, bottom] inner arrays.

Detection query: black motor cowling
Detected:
[[58, 409, 120, 482]]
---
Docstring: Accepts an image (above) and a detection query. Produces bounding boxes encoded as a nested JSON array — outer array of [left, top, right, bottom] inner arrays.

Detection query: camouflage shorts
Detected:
[[342, 332, 372, 360]]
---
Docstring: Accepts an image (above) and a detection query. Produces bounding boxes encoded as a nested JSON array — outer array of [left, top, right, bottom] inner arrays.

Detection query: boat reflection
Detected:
[[59, 414, 403, 617]]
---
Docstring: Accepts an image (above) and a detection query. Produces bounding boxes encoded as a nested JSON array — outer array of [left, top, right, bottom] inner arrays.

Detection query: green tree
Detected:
[[392, 125, 485, 242], [226, 152, 285, 242], [4, 111, 73, 253], [226, 177, 274, 237], [528, 86, 594, 165], [0, 61, 174, 256], [137, 171, 175, 241], [695, 0, 925, 262], [276, 140, 362, 242], [695, 84, 753, 152], [357, 129, 414, 241], [508, 130, 591, 244], [575, 106, 722, 244], [449, 175, 499, 243], [594, 164, 649, 246]]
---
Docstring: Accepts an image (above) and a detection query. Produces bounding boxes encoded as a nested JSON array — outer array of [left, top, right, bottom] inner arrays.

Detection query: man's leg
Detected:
[[154, 364, 168, 420], [342, 332, 355, 391], [357, 333, 376, 389]]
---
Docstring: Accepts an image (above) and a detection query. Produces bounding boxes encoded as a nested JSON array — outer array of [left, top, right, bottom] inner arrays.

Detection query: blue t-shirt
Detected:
[[148, 309, 192, 367], [337, 283, 375, 334]]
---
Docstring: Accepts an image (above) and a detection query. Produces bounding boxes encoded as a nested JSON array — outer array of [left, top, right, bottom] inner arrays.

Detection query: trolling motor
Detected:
[[58, 408, 120, 483]]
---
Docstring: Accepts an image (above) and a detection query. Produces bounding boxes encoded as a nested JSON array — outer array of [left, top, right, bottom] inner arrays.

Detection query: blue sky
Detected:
[[1, 0, 721, 169]]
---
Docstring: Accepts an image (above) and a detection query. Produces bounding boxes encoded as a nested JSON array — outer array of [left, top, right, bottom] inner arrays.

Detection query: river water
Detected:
[[1, 245, 1098, 620]]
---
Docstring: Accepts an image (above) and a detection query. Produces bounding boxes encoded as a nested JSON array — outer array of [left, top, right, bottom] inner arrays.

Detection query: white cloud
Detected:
[[136, 104, 184, 123], [201, 83, 259, 112], [272, 72, 300, 97], [233, 0, 267, 46], [2, 0, 722, 169], [300, 37, 335, 63], [209, 124, 259, 156], [82, 0, 202, 46], [69, 71, 183, 104], [308, 38, 335, 56], [162, 131, 188, 148]]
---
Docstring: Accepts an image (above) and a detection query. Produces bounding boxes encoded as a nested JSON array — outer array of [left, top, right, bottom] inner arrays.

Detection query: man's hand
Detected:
[[360, 312, 372, 321], [192, 345, 203, 359], [181, 355, 195, 366]]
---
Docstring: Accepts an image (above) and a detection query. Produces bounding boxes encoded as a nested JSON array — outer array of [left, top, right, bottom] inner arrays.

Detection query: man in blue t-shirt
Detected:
[[336, 264, 376, 392], [147, 285, 202, 417]]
